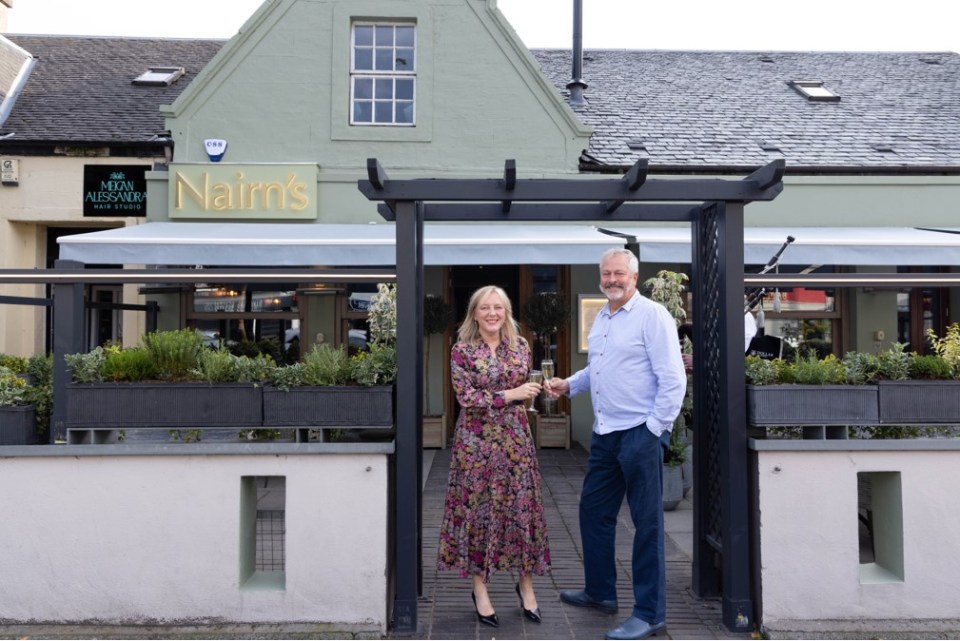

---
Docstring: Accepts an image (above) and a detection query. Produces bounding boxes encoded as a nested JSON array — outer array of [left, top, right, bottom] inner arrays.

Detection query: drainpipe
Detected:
[[566, 0, 588, 106]]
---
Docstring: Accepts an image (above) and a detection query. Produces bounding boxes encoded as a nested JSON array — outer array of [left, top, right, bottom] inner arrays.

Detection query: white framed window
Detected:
[[789, 80, 840, 102], [351, 22, 416, 126]]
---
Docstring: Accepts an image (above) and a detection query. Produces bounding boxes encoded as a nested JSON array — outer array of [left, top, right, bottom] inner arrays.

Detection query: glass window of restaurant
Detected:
[[747, 264, 842, 358]]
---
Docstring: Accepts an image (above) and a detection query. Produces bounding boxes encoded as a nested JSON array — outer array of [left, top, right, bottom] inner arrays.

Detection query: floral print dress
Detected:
[[437, 338, 551, 581]]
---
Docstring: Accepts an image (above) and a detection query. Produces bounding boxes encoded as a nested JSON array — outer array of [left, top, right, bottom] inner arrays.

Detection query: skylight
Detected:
[[789, 80, 840, 102], [133, 67, 186, 87]]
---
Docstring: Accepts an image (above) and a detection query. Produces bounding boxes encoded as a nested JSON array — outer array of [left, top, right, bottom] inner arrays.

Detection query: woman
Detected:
[[437, 285, 551, 628]]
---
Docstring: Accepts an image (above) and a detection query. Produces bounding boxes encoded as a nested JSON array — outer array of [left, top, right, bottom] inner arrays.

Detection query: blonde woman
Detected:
[[437, 285, 550, 627]]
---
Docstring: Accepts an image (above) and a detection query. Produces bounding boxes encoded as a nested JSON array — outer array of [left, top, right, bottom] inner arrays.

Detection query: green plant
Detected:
[[270, 362, 306, 391], [143, 329, 205, 381], [368, 283, 397, 346], [351, 343, 398, 386], [65, 346, 108, 383], [423, 295, 454, 414], [0, 354, 28, 373], [301, 344, 352, 386], [102, 347, 158, 382], [783, 352, 845, 385], [875, 342, 910, 381], [842, 351, 880, 385], [25, 354, 53, 438], [523, 292, 571, 360], [926, 322, 960, 379], [745, 355, 777, 385], [0, 368, 29, 407], [908, 353, 953, 380], [643, 270, 689, 326]]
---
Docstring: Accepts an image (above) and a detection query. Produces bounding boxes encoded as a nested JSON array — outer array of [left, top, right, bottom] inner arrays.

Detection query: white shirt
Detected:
[[566, 291, 687, 437]]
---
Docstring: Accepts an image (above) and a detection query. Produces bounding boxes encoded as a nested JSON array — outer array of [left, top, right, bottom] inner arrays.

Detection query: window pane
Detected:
[[354, 48, 373, 71], [354, 101, 372, 123], [354, 77, 373, 99], [353, 78, 373, 100], [375, 48, 393, 71], [375, 78, 393, 99], [354, 25, 373, 46], [375, 25, 394, 46], [395, 102, 413, 124], [396, 47, 414, 71], [396, 26, 414, 47], [396, 78, 414, 100], [374, 102, 393, 123]]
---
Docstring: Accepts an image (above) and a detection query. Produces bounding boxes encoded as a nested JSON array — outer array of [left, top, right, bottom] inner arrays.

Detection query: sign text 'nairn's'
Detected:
[[168, 163, 319, 220]]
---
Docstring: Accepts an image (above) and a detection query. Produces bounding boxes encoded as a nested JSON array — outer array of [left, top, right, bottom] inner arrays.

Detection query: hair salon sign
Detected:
[[83, 165, 148, 217]]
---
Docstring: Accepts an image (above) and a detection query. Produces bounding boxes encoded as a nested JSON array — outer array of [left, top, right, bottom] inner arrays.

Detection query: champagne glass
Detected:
[[540, 359, 555, 416], [527, 369, 543, 413]]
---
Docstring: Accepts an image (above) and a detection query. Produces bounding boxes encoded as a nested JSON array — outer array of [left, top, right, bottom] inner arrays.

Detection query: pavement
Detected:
[[407, 444, 752, 640]]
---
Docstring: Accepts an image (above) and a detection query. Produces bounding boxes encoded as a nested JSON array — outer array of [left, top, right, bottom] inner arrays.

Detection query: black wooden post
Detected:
[[51, 259, 86, 444], [393, 199, 424, 634], [715, 202, 754, 631]]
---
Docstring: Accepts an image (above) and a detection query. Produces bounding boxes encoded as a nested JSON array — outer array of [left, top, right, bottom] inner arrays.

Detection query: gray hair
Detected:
[[600, 248, 639, 274]]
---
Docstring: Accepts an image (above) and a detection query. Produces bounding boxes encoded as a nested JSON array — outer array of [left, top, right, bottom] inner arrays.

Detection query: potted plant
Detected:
[[64, 330, 271, 442], [745, 352, 880, 427], [643, 270, 690, 508], [422, 295, 453, 448], [0, 364, 38, 445], [262, 283, 397, 441], [523, 292, 571, 446], [878, 325, 960, 424]]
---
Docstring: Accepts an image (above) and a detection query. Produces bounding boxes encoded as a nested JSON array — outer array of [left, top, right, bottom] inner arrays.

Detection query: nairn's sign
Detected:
[[168, 163, 319, 220], [83, 165, 148, 217]]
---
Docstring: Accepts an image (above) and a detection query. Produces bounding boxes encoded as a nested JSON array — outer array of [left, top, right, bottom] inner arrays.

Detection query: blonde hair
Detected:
[[457, 285, 521, 350]]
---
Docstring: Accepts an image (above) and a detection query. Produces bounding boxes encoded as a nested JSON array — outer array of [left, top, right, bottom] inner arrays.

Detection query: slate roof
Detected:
[[531, 49, 960, 172], [2, 35, 958, 173], [0, 35, 223, 144]]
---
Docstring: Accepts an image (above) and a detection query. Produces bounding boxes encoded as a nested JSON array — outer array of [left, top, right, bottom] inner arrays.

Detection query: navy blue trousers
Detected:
[[579, 424, 667, 624]]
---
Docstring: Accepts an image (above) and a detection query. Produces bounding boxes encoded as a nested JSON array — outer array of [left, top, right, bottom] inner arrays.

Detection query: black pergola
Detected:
[[359, 157, 786, 633]]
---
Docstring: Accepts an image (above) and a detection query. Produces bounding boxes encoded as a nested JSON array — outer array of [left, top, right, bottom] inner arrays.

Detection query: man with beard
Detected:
[[545, 248, 686, 640]]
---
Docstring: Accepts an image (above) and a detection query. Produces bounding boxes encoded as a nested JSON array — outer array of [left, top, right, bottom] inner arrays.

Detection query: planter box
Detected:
[[66, 383, 263, 428], [878, 380, 960, 424], [0, 405, 38, 445], [422, 414, 446, 449], [534, 413, 571, 449], [262, 385, 394, 427], [746, 384, 879, 426]]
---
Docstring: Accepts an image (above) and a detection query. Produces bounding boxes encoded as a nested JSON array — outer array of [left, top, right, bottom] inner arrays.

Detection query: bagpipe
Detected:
[[745, 236, 794, 360]]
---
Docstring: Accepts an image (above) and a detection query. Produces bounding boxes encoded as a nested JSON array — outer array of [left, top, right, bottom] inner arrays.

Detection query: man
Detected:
[[546, 248, 687, 640]]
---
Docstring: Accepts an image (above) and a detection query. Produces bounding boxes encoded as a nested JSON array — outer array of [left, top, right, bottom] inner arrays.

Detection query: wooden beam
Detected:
[[366, 157, 389, 190], [744, 159, 785, 191], [502, 159, 516, 213]]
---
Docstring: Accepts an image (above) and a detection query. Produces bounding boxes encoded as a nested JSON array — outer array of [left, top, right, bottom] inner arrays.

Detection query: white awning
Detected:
[[598, 226, 960, 266], [57, 222, 960, 267], [57, 222, 622, 266]]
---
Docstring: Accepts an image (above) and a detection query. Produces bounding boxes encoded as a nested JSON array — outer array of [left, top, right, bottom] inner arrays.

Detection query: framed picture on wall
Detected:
[[578, 295, 607, 353]]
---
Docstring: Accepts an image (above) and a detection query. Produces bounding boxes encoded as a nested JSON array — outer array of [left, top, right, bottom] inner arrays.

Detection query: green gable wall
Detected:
[[150, 0, 591, 224]]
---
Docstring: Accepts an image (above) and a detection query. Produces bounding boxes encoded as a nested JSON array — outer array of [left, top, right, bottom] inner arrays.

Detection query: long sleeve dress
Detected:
[[437, 338, 551, 581]]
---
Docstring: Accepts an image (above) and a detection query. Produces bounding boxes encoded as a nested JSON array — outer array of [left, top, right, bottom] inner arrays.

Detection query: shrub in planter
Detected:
[[264, 285, 398, 434], [0, 366, 38, 445], [64, 331, 271, 436]]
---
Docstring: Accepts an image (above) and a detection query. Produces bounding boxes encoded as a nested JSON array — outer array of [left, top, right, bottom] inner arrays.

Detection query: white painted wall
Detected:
[[755, 443, 960, 626], [0, 450, 389, 631]]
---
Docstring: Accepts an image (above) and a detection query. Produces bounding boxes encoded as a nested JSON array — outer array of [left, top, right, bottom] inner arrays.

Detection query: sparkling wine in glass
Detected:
[[528, 369, 543, 413], [540, 359, 555, 415], [541, 359, 555, 381]]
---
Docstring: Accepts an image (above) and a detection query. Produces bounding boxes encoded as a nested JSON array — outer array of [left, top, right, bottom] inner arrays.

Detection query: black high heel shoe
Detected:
[[472, 591, 500, 628], [516, 583, 542, 623]]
